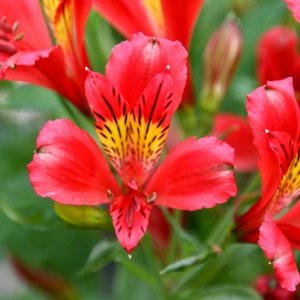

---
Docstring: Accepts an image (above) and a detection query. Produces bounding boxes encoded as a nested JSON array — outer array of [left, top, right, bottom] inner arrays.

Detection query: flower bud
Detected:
[[54, 203, 112, 229], [200, 18, 243, 113]]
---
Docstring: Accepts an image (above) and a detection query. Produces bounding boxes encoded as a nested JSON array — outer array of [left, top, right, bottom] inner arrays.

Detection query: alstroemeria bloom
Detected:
[[0, 0, 91, 114], [28, 33, 237, 253], [235, 78, 300, 291], [92, 0, 204, 104], [285, 0, 300, 22], [257, 26, 300, 96]]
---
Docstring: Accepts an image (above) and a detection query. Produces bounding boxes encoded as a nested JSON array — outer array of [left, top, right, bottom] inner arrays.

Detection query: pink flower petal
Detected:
[[146, 137, 237, 210], [28, 119, 120, 205], [105, 33, 187, 109], [259, 214, 300, 291], [285, 0, 300, 22]]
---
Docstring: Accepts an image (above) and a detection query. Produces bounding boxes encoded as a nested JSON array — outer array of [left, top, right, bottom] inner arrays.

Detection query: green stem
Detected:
[[142, 234, 166, 299]]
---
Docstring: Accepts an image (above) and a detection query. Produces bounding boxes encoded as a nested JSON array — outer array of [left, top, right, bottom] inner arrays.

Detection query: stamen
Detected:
[[107, 190, 114, 200], [146, 192, 157, 203], [0, 40, 17, 54], [166, 64, 171, 70], [132, 195, 141, 211], [12, 21, 19, 33], [0, 16, 23, 55], [14, 33, 24, 41]]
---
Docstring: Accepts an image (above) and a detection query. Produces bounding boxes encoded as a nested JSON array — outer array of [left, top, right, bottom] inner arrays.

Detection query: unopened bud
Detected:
[[200, 18, 243, 113], [54, 203, 112, 229]]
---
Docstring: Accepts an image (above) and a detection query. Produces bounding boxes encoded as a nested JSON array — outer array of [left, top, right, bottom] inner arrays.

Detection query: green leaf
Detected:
[[194, 284, 262, 300], [160, 249, 210, 275], [78, 240, 119, 276]]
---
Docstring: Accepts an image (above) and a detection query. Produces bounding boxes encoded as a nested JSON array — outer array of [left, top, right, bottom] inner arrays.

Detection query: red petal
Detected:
[[70, 0, 91, 68], [110, 193, 153, 254], [259, 214, 300, 291], [28, 119, 120, 205], [161, 0, 204, 47], [1, 47, 88, 114], [257, 26, 300, 93], [278, 201, 300, 249], [246, 78, 300, 202], [105, 33, 187, 109], [146, 137, 237, 210], [212, 113, 258, 173], [92, 0, 156, 38], [285, 0, 300, 22], [0, 0, 52, 50]]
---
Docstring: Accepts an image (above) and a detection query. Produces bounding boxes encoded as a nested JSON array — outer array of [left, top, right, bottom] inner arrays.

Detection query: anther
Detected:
[[14, 33, 24, 41], [107, 190, 114, 200], [166, 64, 171, 70], [146, 192, 157, 203], [12, 21, 19, 32]]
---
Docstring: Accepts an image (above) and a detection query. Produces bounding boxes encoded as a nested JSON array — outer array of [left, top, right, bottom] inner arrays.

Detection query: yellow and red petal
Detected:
[[246, 78, 300, 202], [259, 214, 300, 292], [110, 193, 153, 254], [146, 137, 237, 210], [105, 33, 187, 109], [86, 69, 176, 184], [42, 0, 90, 76], [85, 71, 129, 175], [28, 119, 120, 205]]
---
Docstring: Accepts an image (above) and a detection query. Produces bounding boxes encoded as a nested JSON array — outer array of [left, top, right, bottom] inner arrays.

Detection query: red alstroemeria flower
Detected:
[[28, 33, 237, 254], [235, 78, 300, 291], [212, 114, 258, 173], [0, 0, 91, 114], [257, 26, 300, 95], [92, 0, 204, 104], [285, 0, 300, 22]]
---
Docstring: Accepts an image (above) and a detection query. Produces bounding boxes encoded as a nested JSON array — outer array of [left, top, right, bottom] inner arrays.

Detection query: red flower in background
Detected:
[[212, 114, 258, 173], [255, 275, 299, 300], [28, 34, 237, 254], [235, 78, 300, 291], [257, 26, 300, 95], [0, 0, 91, 114], [92, 0, 204, 104]]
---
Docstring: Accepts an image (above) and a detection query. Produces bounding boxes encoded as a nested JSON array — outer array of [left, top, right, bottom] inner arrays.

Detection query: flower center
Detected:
[[271, 149, 300, 216], [0, 16, 23, 56]]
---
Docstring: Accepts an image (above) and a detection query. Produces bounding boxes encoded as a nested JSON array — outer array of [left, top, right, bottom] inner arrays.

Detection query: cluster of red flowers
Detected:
[[1, 0, 300, 293]]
